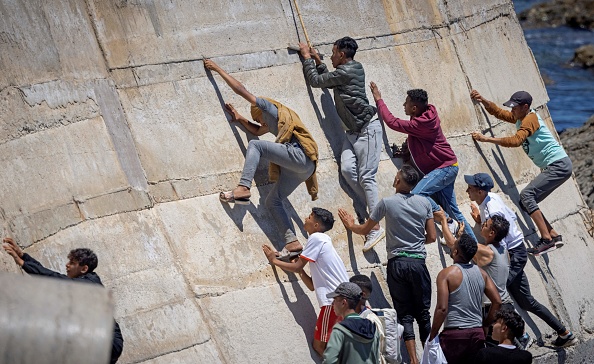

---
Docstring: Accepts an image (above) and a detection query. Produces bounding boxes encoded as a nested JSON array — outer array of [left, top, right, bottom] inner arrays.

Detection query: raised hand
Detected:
[[224, 103, 241, 122], [299, 42, 311, 58], [203, 59, 221, 73], [262, 244, 278, 263], [433, 209, 447, 223], [338, 208, 355, 230], [2, 237, 24, 266], [471, 132, 487, 142], [369, 82, 382, 102], [470, 89, 484, 103], [310, 46, 321, 64], [470, 203, 480, 222]]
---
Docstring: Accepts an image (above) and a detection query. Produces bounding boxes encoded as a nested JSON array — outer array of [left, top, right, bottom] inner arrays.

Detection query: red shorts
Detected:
[[314, 305, 342, 343]]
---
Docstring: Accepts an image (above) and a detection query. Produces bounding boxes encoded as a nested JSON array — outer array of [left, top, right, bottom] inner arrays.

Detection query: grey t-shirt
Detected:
[[370, 193, 432, 259], [255, 98, 299, 144], [255, 97, 279, 135]]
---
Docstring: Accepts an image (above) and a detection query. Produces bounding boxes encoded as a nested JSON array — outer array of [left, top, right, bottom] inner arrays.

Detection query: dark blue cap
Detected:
[[464, 173, 494, 191], [503, 91, 532, 108]]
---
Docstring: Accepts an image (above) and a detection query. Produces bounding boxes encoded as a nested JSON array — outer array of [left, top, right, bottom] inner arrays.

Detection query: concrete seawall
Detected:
[[1, 0, 593, 362]]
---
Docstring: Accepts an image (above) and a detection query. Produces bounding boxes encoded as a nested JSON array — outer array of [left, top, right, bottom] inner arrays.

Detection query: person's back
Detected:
[[445, 263, 485, 329], [301, 38, 376, 132], [380, 192, 432, 259], [304, 232, 350, 303], [475, 346, 532, 364], [482, 244, 512, 306], [324, 315, 380, 364], [479, 192, 524, 251], [429, 234, 502, 364]]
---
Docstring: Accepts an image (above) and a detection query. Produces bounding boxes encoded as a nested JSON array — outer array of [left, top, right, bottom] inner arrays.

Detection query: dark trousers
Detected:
[[440, 327, 485, 364], [387, 257, 431, 342], [111, 321, 124, 364], [507, 245, 566, 334]]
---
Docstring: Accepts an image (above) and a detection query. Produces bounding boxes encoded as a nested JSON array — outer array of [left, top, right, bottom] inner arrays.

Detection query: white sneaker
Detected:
[[447, 219, 460, 236], [363, 227, 385, 252]]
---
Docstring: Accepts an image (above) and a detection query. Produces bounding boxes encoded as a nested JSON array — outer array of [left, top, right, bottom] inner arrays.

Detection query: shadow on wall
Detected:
[[272, 267, 321, 363]]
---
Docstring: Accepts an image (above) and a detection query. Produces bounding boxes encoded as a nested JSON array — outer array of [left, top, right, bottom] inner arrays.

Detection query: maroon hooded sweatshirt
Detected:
[[377, 99, 457, 175]]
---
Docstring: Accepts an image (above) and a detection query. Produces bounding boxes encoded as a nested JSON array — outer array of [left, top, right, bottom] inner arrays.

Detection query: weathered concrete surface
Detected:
[[1, 0, 593, 363], [0, 272, 113, 364]]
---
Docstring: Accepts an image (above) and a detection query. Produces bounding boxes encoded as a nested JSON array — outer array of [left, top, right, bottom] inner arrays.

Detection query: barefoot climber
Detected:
[[204, 59, 319, 260]]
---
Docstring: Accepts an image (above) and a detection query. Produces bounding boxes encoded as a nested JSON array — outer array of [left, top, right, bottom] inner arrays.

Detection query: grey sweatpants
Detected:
[[340, 119, 382, 219], [520, 156, 572, 214], [240, 139, 315, 244]]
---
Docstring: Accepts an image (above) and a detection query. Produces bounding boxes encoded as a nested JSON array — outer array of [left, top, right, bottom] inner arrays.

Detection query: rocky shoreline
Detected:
[[560, 115, 594, 209], [519, 0, 594, 30]]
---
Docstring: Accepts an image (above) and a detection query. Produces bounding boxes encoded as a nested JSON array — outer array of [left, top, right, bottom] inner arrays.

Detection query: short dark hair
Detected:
[[399, 165, 420, 187], [407, 89, 429, 107], [312, 207, 335, 232], [68, 248, 98, 273], [350, 274, 373, 294], [490, 214, 510, 245], [457, 233, 478, 262], [334, 36, 358, 59], [495, 308, 525, 340]]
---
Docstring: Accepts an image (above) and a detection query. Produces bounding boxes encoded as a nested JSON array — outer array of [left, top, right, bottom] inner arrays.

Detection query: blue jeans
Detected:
[[411, 165, 476, 239]]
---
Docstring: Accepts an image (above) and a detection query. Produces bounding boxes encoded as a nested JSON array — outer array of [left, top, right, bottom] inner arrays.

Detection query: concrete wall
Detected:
[[1, 0, 593, 363]]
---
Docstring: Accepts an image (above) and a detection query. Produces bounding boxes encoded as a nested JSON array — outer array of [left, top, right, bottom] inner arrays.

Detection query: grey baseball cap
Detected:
[[326, 282, 362, 300]]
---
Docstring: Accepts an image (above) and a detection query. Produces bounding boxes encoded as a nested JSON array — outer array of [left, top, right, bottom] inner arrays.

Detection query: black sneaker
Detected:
[[516, 333, 533, 350], [552, 235, 563, 248], [553, 332, 577, 347], [527, 238, 556, 256]]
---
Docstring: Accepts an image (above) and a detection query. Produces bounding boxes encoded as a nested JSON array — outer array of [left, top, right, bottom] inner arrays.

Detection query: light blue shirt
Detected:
[[517, 111, 568, 169]]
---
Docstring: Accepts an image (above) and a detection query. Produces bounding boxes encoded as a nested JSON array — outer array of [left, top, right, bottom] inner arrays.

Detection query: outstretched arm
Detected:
[[470, 90, 515, 124], [262, 245, 307, 273], [204, 59, 257, 105], [433, 210, 463, 248], [3, 238, 69, 279]]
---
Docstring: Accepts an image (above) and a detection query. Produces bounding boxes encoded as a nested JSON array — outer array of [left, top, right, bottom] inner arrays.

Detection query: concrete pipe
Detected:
[[0, 272, 114, 364]]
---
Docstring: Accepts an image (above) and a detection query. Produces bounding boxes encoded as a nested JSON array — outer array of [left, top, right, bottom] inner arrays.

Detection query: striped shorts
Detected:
[[314, 305, 342, 343]]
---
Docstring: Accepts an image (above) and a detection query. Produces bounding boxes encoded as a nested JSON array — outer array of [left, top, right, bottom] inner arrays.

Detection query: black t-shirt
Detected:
[[475, 346, 532, 364]]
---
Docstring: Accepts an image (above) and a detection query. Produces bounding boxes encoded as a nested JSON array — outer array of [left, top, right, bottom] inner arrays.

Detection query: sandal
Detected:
[[276, 247, 303, 262], [219, 191, 250, 205]]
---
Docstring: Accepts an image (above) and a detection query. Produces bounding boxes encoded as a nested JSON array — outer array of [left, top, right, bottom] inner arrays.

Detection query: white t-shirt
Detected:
[[479, 192, 524, 250], [300, 232, 349, 307]]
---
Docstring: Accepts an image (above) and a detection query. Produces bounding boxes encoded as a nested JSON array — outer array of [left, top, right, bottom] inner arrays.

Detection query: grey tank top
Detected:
[[483, 245, 512, 305], [444, 263, 484, 329]]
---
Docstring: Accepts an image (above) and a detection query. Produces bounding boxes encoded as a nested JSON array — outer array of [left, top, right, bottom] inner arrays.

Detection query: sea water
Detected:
[[513, 0, 594, 131]]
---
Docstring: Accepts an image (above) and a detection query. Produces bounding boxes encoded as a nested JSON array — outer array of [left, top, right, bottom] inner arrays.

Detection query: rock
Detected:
[[518, 0, 594, 30], [560, 115, 594, 208], [571, 44, 594, 68]]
